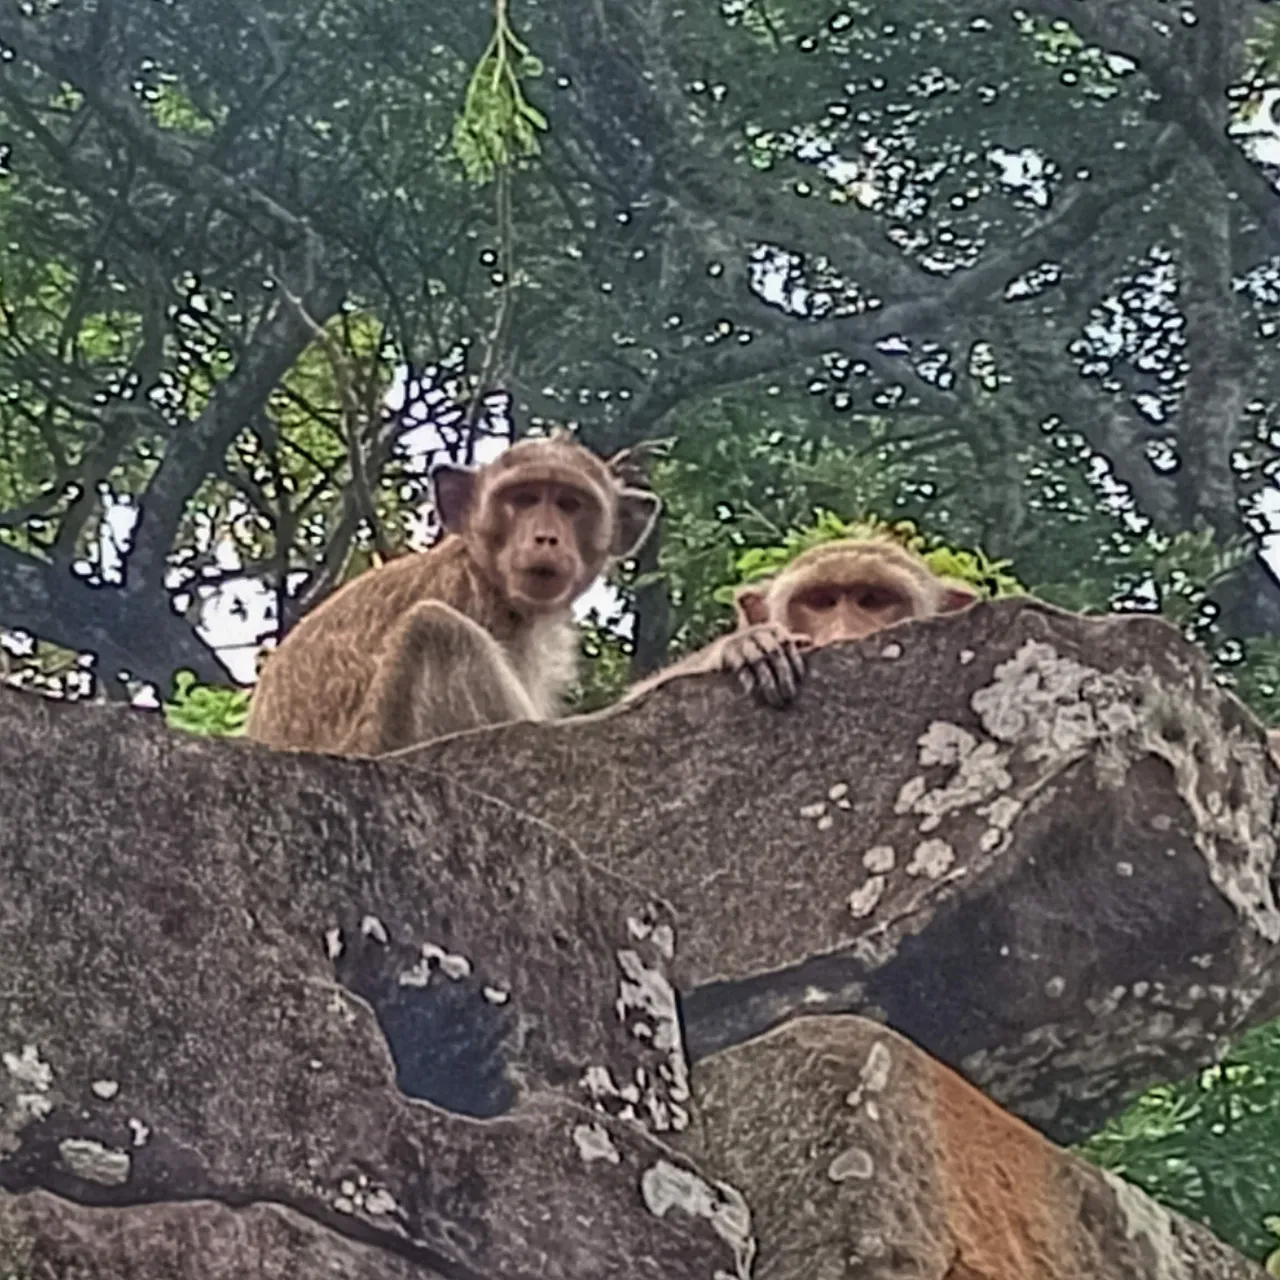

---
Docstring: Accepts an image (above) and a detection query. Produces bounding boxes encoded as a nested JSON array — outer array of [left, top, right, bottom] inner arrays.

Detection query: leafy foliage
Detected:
[[1077, 1021, 1280, 1265], [452, 2, 549, 182], [719, 508, 1026, 604], [162, 672, 250, 738]]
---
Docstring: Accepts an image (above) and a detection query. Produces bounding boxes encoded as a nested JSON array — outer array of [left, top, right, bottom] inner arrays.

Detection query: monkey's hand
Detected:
[[718, 623, 811, 709]]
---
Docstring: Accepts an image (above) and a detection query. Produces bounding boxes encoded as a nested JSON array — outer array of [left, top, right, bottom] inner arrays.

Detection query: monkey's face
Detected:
[[782, 568, 924, 645], [482, 478, 606, 612], [738, 542, 980, 649]]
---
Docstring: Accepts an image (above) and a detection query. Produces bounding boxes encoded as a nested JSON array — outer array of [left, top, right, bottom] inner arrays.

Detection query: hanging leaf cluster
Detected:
[[451, 4, 548, 183]]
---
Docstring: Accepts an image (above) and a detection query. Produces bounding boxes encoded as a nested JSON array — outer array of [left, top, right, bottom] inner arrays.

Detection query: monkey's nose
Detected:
[[534, 533, 559, 546]]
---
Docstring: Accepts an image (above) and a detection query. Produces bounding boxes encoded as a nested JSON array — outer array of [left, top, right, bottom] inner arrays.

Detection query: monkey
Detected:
[[625, 536, 979, 709], [245, 431, 662, 755]]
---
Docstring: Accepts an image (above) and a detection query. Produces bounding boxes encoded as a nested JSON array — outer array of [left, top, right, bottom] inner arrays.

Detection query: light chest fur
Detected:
[[501, 611, 580, 720]]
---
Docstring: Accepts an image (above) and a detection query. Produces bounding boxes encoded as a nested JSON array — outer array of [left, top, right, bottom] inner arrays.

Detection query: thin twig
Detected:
[[276, 283, 394, 563]]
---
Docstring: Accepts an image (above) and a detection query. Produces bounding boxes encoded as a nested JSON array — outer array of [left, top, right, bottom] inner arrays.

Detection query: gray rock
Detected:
[[0, 685, 747, 1278], [0, 1191, 447, 1278], [414, 599, 1280, 1142], [677, 1015, 1266, 1279]]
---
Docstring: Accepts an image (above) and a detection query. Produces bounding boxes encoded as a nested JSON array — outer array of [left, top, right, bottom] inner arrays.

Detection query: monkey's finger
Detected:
[[730, 634, 779, 705], [764, 648, 799, 704], [781, 639, 806, 688], [725, 639, 764, 697], [735, 665, 760, 700], [749, 654, 787, 708]]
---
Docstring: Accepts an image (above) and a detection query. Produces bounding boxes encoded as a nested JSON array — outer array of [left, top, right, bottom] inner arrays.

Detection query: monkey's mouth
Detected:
[[519, 563, 569, 599]]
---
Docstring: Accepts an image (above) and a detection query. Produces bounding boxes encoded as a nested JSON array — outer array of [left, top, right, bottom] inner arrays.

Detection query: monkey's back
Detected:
[[244, 538, 495, 752]]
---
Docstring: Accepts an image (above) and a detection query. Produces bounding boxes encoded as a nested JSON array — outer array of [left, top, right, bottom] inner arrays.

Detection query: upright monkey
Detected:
[[628, 536, 978, 708], [246, 432, 661, 755]]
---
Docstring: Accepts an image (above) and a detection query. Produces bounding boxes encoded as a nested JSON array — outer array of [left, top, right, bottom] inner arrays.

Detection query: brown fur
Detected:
[[627, 536, 978, 709], [246, 432, 661, 755]]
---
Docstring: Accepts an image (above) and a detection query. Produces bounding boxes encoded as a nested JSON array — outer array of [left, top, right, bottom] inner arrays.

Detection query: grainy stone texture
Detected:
[[415, 599, 1280, 1142], [0, 1191, 447, 1279], [0, 596, 1273, 1276], [678, 1015, 1265, 1280], [0, 686, 746, 1279]]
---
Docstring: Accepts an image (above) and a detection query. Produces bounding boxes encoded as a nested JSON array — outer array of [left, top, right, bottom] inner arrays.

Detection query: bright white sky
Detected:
[[86, 88, 1280, 692]]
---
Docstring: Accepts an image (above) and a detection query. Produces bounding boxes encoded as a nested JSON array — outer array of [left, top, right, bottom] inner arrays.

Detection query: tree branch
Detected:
[[614, 124, 1182, 435], [0, 12, 309, 246], [0, 542, 230, 692], [124, 267, 344, 600]]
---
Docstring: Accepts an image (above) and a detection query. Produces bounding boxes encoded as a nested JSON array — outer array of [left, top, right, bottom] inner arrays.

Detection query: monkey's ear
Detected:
[[430, 464, 479, 533], [735, 586, 771, 626], [612, 488, 662, 558], [938, 579, 979, 613]]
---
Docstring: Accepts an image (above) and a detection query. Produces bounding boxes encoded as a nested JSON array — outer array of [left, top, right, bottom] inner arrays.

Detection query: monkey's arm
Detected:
[[623, 623, 809, 709], [342, 600, 540, 755]]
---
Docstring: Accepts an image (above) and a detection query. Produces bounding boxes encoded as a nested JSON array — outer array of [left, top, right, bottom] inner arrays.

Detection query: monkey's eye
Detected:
[[806, 590, 838, 611], [509, 490, 539, 509], [857, 587, 898, 611], [556, 494, 582, 515]]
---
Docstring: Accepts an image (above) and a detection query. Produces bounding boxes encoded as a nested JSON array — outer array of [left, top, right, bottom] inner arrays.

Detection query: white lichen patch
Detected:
[[398, 959, 431, 988], [3, 1045, 52, 1093], [845, 1039, 894, 1113], [862, 1041, 893, 1092], [863, 845, 895, 874], [399, 940, 473, 987], [582, 1064, 621, 1101], [880, 642, 903, 660], [437, 952, 472, 981], [906, 839, 955, 879], [848, 876, 886, 919], [817, 814, 834, 832], [827, 1147, 875, 1182], [829, 782, 850, 802], [799, 801, 827, 820], [614, 949, 690, 1131], [980, 795, 1021, 831], [650, 923, 676, 960], [58, 1137, 130, 1187], [360, 915, 389, 945], [482, 985, 510, 1005], [626, 909, 675, 959], [959, 649, 976, 665], [324, 927, 344, 960], [2, 1043, 55, 1147], [128, 1118, 150, 1147], [918, 721, 978, 768], [640, 1160, 756, 1280], [894, 776, 927, 814], [627, 915, 653, 941], [573, 1122, 622, 1164], [90, 1080, 119, 1101], [330, 1175, 403, 1221], [364, 1187, 401, 1217], [878, 637, 1280, 945], [13, 1093, 51, 1126]]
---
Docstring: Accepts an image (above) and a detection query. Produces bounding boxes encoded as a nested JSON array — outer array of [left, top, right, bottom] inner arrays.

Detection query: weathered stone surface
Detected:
[[413, 599, 1280, 1141], [0, 687, 748, 1278], [678, 1015, 1265, 1280], [0, 1190, 446, 1278]]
